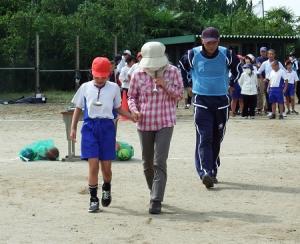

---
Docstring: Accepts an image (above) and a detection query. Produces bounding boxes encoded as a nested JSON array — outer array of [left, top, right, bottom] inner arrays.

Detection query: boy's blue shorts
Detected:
[[269, 88, 284, 104], [81, 118, 116, 161], [231, 83, 241, 99], [284, 84, 295, 97]]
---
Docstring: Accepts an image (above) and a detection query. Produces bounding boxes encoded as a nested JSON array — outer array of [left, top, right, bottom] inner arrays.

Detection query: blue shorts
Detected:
[[81, 118, 116, 160], [284, 84, 295, 97], [231, 83, 241, 99], [269, 88, 284, 104]]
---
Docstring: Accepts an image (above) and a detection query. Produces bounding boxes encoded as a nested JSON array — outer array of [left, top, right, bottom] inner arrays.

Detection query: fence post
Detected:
[[35, 33, 40, 94], [75, 35, 80, 90]]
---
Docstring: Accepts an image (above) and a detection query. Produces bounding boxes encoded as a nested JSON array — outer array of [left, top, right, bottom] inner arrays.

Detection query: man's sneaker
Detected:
[[202, 174, 214, 188], [269, 114, 276, 119], [101, 189, 111, 207], [149, 201, 161, 214], [212, 176, 219, 184], [279, 114, 284, 120], [286, 110, 291, 115], [292, 110, 299, 115], [267, 112, 273, 117], [282, 112, 287, 117], [89, 197, 99, 213]]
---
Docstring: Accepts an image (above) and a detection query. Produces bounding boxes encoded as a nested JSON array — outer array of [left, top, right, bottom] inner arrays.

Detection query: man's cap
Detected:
[[91, 57, 112, 78], [139, 42, 169, 69], [201, 27, 220, 43], [260, 47, 267, 52], [123, 50, 131, 55]]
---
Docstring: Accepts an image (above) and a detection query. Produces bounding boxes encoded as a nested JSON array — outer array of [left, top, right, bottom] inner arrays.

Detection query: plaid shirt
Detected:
[[128, 64, 183, 131]]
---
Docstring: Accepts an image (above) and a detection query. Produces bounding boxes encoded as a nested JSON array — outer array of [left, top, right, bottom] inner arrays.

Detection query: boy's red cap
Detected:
[[92, 57, 111, 78]]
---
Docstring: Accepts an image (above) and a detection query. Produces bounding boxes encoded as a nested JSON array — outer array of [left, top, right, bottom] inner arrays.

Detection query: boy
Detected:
[[70, 57, 134, 213], [284, 60, 299, 114], [266, 60, 288, 119]]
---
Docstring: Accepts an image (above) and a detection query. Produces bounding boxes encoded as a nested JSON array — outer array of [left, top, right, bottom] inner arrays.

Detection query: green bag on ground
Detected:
[[116, 141, 134, 161], [19, 139, 59, 161]]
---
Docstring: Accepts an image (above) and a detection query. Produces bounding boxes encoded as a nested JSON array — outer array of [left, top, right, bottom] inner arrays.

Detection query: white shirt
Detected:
[[238, 72, 258, 95], [117, 57, 126, 73], [71, 80, 121, 119], [119, 65, 131, 89], [258, 60, 285, 77], [286, 70, 299, 84], [267, 69, 288, 88], [127, 63, 140, 80]]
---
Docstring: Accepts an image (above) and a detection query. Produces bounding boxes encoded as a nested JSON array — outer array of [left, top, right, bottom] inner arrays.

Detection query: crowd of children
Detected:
[[231, 48, 300, 119]]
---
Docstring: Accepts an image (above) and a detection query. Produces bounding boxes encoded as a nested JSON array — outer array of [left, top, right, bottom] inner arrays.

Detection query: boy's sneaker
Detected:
[[279, 114, 284, 120], [202, 174, 214, 189], [88, 197, 100, 213], [212, 176, 219, 184], [269, 114, 276, 119], [286, 110, 291, 115], [291, 110, 299, 115], [101, 189, 111, 207], [282, 112, 287, 117], [149, 201, 162, 214]]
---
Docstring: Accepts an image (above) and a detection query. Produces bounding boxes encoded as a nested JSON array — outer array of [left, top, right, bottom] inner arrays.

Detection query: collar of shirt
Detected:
[[201, 45, 219, 59]]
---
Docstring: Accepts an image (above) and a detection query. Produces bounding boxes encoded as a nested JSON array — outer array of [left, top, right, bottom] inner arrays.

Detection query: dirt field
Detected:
[[0, 103, 299, 244]]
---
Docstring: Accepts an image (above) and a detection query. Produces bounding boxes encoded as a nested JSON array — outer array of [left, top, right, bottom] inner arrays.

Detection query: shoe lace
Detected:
[[102, 190, 111, 200], [90, 201, 98, 207]]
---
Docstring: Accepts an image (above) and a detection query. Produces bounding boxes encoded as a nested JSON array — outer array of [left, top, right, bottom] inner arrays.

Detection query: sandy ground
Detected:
[[0, 103, 299, 244]]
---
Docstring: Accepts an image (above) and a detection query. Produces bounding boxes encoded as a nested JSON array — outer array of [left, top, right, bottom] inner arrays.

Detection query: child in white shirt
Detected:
[[238, 64, 258, 118]]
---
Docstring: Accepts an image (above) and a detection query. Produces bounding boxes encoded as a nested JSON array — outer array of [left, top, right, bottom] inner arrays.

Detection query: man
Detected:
[[117, 50, 132, 75], [119, 55, 136, 96], [179, 27, 242, 189], [255, 47, 268, 114], [128, 42, 183, 214], [257, 49, 285, 116], [256, 47, 268, 67]]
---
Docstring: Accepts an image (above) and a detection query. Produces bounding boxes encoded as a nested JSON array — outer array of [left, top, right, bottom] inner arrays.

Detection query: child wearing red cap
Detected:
[[70, 57, 135, 213]]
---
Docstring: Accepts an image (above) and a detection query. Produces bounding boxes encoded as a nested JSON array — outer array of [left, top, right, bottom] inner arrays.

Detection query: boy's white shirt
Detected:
[[258, 60, 285, 77], [267, 69, 288, 88], [238, 72, 258, 95], [286, 70, 299, 84], [71, 80, 121, 119]]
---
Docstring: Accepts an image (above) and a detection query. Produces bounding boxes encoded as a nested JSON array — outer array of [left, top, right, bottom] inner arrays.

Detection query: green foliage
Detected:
[[0, 0, 298, 92]]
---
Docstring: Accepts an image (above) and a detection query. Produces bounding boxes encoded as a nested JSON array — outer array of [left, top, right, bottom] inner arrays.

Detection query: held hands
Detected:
[[131, 111, 141, 122]]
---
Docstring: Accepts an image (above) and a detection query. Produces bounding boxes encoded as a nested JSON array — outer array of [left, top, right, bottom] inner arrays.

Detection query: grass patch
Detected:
[[0, 90, 75, 104]]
